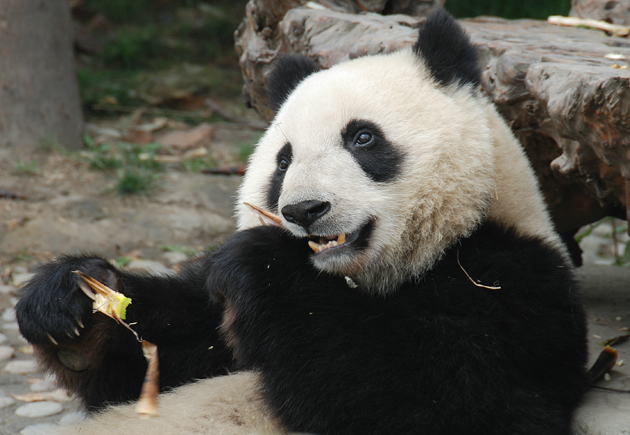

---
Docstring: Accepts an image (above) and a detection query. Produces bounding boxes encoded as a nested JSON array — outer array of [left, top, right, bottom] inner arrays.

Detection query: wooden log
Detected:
[[570, 0, 630, 26], [235, 2, 630, 236]]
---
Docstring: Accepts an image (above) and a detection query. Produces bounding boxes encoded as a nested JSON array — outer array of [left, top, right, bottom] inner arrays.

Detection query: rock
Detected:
[[0, 346, 15, 362], [162, 251, 190, 266], [156, 123, 215, 150], [15, 401, 63, 418], [570, 0, 630, 26], [126, 259, 174, 275], [0, 285, 16, 294], [19, 423, 59, 434], [29, 379, 56, 393], [3, 322, 20, 330], [4, 360, 38, 374], [3, 307, 16, 322], [573, 389, 630, 434], [59, 411, 86, 425], [12, 273, 34, 288], [0, 333, 7, 344], [0, 396, 16, 409]]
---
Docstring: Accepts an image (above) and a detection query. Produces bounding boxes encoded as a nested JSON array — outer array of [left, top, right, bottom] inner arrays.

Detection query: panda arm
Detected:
[[16, 254, 233, 411], [208, 225, 587, 435]]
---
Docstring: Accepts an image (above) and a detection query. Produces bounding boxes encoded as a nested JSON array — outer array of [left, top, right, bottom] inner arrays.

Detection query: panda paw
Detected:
[[16, 255, 119, 347], [207, 226, 309, 302]]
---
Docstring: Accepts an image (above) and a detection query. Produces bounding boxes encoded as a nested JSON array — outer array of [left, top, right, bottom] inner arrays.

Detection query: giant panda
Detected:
[[16, 9, 588, 435]]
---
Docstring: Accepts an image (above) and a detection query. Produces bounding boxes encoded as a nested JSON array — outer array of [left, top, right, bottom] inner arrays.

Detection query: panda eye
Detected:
[[278, 158, 289, 171], [354, 130, 374, 147]]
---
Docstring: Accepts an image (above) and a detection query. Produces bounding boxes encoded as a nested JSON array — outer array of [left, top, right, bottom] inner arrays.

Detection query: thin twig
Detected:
[[548, 15, 630, 37], [456, 250, 501, 290]]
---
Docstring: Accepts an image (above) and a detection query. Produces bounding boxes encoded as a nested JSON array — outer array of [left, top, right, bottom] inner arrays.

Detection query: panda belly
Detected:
[[206, 220, 588, 435]]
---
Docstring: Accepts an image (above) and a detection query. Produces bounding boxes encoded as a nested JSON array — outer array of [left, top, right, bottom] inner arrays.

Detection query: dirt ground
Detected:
[[0, 123, 261, 271]]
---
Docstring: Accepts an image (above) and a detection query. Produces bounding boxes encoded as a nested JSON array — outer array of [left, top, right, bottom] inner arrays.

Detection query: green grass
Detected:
[[83, 139, 164, 195], [77, 68, 144, 109], [101, 27, 163, 69], [116, 167, 160, 195], [446, 0, 570, 19], [160, 244, 200, 257], [12, 248, 34, 262], [183, 157, 218, 173], [238, 143, 255, 163], [112, 256, 133, 268], [576, 217, 630, 266], [84, 0, 150, 23], [13, 159, 39, 176]]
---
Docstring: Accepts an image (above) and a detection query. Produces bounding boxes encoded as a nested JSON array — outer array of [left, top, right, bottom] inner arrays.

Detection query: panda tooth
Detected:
[[308, 241, 321, 253], [338, 233, 346, 245]]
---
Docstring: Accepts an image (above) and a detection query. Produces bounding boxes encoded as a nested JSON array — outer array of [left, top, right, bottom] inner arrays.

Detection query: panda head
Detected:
[[237, 10, 552, 294]]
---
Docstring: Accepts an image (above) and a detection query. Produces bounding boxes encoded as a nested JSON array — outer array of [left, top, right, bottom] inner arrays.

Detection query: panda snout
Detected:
[[281, 200, 331, 229]]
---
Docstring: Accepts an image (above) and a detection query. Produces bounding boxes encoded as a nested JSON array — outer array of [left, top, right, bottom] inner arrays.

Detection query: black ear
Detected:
[[266, 55, 321, 113], [413, 9, 481, 88]]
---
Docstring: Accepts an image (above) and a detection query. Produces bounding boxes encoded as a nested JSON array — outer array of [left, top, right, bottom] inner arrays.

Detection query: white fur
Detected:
[[54, 372, 284, 435]]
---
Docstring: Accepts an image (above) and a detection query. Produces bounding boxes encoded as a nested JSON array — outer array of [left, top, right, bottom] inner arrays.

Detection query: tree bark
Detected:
[[0, 0, 84, 151], [570, 0, 630, 26]]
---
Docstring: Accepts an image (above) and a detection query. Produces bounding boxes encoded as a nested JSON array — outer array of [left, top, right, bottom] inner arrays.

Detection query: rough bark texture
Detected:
[[235, 0, 443, 120], [571, 0, 630, 26], [235, 2, 630, 236], [0, 0, 84, 151]]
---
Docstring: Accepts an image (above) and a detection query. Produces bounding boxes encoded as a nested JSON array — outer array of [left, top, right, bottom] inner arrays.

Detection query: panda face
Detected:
[[237, 49, 498, 294]]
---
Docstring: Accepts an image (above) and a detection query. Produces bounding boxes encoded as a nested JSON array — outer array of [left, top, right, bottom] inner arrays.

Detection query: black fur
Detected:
[[414, 9, 481, 87], [16, 255, 234, 412], [341, 119, 404, 183], [16, 221, 587, 433], [266, 54, 321, 113], [266, 142, 292, 212], [208, 223, 587, 435]]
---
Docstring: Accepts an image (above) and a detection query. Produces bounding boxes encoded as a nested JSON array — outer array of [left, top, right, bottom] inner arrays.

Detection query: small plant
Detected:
[[84, 137, 122, 171], [116, 167, 158, 195], [112, 256, 133, 268], [13, 159, 39, 176], [238, 143, 256, 163], [85, 0, 149, 23], [102, 27, 162, 69], [12, 247, 33, 262], [576, 217, 630, 266], [82, 138, 164, 195], [41, 134, 64, 153], [182, 156, 217, 173], [160, 245, 200, 257]]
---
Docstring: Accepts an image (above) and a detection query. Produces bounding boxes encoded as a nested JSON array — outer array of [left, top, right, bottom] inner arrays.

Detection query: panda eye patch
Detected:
[[267, 142, 293, 211], [341, 119, 403, 183]]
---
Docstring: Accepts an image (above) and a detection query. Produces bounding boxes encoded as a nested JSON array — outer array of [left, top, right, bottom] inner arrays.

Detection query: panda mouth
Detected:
[[307, 220, 373, 255], [242, 203, 373, 256]]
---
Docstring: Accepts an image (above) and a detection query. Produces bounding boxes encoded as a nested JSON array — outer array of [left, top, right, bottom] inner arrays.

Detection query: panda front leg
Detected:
[[16, 254, 234, 412], [208, 225, 422, 434]]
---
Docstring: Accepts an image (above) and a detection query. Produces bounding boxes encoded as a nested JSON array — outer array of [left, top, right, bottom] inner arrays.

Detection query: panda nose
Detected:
[[282, 200, 331, 229]]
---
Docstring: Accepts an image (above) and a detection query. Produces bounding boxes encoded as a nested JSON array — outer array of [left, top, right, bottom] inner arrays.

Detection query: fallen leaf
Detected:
[[157, 123, 215, 150]]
